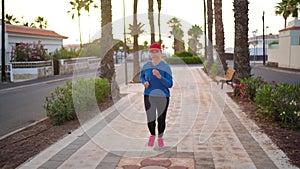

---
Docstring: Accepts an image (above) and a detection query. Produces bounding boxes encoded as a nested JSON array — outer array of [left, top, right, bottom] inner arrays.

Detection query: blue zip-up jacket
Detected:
[[140, 60, 173, 97]]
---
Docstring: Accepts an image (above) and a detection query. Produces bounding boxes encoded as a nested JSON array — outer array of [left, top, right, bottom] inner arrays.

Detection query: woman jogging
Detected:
[[140, 43, 173, 148]]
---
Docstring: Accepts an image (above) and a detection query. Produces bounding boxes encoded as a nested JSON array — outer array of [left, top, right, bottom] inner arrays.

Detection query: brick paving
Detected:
[[17, 66, 298, 169]]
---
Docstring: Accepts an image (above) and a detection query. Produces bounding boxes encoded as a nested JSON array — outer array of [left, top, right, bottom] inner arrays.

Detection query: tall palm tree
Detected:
[[188, 25, 203, 56], [275, 0, 292, 28], [203, 0, 207, 59], [207, 0, 213, 68], [83, 0, 98, 43], [157, 0, 162, 44], [233, 0, 251, 80], [34, 16, 48, 29], [214, 0, 227, 71], [148, 0, 155, 44], [128, 22, 145, 35], [132, 0, 141, 83], [275, 0, 299, 28], [68, 0, 85, 48], [167, 17, 184, 53], [4, 14, 20, 25], [98, 0, 119, 97]]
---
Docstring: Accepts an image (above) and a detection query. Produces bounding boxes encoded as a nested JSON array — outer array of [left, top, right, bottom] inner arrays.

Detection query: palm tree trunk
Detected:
[[233, 0, 251, 81], [207, 0, 213, 68], [203, 0, 207, 59], [99, 0, 119, 97], [157, 0, 162, 44], [132, 0, 141, 83], [78, 12, 83, 48], [148, 0, 155, 44], [214, 0, 227, 71]]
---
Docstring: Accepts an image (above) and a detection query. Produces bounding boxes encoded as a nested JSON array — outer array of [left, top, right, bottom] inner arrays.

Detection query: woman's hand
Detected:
[[152, 69, 162, 79], [144, 81, 150, 88]]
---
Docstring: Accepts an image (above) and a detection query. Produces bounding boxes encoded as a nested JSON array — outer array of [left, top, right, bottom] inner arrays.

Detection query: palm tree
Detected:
[[157, 0, 162, 44], [98, 0, 119, 97], [233, 0, 251, 80], [167, 17, 184, 53], [187, 25, 203, 56], [83, 0, 98, 42], [203, 0, 207, 59], [128, 22, 145, 35], [68, 0, 85, 48], [214, 0, 227, 71], [34, 16, 48, 29], [4, 14, 20, 25], [275, 0, 299, 28], [132, 0, 141, 83], [275, 0, 292, 28], [207, 0, 213, 67], [148, 0, 155, 44]]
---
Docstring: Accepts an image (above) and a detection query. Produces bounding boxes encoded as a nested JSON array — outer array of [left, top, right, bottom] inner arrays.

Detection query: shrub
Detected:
[[234, 76, 266, 101], [11, 41, 50, 61], [255, 82, 300, 130], [79, 43, 101, 57], [53, 47, 79, 59], [174, 51, 193, 57], [72, 78, 111, 112], [165, 56, 203, 64], [43, 81, 75, 125], [44, 78, 111, 125]]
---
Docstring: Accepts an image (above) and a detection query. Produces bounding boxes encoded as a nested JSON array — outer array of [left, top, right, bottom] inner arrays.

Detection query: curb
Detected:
[[0, 117, 48, 141]]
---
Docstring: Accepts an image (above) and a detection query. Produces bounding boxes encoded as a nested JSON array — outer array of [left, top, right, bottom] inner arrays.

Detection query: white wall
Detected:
[[290, 46, 300, 69]]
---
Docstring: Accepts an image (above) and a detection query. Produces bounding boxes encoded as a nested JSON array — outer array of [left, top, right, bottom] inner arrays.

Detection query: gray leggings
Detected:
[[144, 96, 170, 137]]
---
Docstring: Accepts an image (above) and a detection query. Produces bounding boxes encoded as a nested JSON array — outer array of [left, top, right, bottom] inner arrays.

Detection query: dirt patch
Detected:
[[0, 98, 115, 169], [228, 92, 300, 168]]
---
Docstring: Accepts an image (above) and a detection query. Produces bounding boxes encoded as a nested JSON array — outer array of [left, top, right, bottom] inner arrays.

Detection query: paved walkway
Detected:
[[17, 66, 298, 169]]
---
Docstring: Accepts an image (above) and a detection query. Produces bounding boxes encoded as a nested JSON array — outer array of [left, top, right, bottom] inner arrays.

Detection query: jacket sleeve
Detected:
[[159, 65, 173, 88], [140, 65, 147, 84]]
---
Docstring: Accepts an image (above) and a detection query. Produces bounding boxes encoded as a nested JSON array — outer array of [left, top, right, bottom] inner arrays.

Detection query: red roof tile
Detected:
[[279, 26, 300, 32], [4, 24, 68, 39]]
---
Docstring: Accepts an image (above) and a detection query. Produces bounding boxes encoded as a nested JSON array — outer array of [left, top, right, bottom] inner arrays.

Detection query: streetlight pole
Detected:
[[262, 11, 266, 65], [1, 0, 6, 82], [203, 0, 207, 59], [252, 29, 257, 65], [123, 0, 128, 85]]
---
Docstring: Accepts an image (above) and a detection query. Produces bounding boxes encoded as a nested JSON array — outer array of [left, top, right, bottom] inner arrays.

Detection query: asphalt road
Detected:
[[0, 77, 71, 137], [0, 62, 135, 138]]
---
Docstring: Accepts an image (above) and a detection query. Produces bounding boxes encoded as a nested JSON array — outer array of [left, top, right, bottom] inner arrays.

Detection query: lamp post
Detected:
[[1, 0, 6, 82], [262, 11, 266, 65], [123, 0, 128, 85], [252, 29, 258, 65]]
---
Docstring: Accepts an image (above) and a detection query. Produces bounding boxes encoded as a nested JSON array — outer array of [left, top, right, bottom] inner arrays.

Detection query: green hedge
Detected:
[[165, 56, 203, 64]]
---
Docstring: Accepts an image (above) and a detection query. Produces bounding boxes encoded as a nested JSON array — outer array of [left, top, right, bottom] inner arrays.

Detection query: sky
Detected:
[[5, 0, 290, 50]]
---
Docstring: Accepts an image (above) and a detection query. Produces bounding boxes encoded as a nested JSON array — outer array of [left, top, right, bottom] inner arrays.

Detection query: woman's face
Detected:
[[150, 49, 162, 60]]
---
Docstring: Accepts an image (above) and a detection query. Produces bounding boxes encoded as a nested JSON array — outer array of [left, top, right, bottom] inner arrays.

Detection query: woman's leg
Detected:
[[157, 97, 170, 138], [144, 96, 156, 136]]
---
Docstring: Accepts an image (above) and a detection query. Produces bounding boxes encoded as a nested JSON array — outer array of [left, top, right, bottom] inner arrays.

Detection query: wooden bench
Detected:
[[215, 68, 236, 89]]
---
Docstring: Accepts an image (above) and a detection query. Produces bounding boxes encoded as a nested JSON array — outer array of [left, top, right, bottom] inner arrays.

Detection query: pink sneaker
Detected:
[[148, 135, 156, 147], [158, 138, 164, 148]]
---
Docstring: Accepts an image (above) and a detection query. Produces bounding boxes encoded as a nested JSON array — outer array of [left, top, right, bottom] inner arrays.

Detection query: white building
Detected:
[[268, 19, 300, 69], [248, 34, 279, 61], [0, 23, 68, 63]]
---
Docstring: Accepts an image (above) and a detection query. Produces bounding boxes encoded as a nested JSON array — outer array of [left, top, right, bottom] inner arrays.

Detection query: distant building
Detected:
[[268, 19, 300, 69], [248, 33, 279, 61], [0, 22, 68, 63]]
